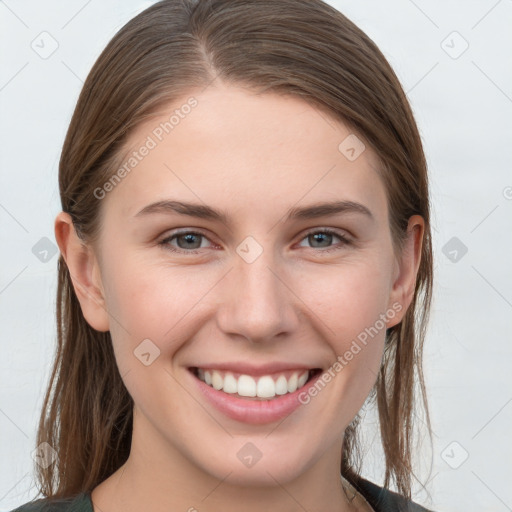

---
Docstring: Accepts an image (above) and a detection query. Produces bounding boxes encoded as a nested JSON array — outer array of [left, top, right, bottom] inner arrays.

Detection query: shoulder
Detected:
[[354, 477, 436, 512], [10, 492, 92, 512]]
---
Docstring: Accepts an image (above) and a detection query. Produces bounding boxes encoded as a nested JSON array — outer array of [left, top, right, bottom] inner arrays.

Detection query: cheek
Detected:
[[299, 258, 393, 341], [99, 257, 199, 413], [101, 255, 219, 358], [296, 260, 392, 396]]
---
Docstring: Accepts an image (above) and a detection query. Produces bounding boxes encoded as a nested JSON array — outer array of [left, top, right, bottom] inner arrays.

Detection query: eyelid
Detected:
[[297, 227, 352, 252], [159, 228, 216, 251], [301, 226, 351, 240]]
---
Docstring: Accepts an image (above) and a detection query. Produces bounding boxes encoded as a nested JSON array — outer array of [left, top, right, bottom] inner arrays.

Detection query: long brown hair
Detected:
[[35, 0, 433, 503]]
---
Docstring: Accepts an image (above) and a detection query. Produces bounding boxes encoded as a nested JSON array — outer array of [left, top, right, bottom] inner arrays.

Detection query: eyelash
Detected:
[[158, 228, 352, 255]]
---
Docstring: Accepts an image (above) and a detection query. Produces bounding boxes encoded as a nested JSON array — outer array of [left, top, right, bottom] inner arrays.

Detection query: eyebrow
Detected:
[[134, 199, 374, 223]]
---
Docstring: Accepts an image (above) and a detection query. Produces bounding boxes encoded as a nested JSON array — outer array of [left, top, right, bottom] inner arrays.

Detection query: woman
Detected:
[[13, 0, 434, 510]]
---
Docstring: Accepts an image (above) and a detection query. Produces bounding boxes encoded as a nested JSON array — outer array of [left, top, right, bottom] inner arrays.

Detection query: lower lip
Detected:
[[190, 370, 322, 425]]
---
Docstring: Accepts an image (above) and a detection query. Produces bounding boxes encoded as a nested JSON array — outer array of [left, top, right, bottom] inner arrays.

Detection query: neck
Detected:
[[91, 410, 358, 512]]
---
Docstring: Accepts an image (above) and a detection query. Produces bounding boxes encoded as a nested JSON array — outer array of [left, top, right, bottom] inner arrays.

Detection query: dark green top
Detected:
[[11, 477, 434, 512]]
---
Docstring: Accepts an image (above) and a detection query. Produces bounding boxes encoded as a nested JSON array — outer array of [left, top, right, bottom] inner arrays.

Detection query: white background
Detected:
[[1, 1, 511, 511]]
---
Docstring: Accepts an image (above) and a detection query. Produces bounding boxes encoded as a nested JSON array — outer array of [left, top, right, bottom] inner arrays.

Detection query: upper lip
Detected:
[[189, 362, 321, 376]]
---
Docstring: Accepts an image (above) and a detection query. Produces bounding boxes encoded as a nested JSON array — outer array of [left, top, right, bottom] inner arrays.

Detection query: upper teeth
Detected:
[[197, 369, 310, 398]]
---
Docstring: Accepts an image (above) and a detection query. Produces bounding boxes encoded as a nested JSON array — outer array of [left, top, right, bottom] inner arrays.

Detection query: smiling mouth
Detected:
[[189, 367, 322, 400]]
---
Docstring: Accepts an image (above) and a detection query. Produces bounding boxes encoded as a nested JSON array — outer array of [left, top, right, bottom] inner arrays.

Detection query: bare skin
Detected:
[[55, 82, 423, 512]]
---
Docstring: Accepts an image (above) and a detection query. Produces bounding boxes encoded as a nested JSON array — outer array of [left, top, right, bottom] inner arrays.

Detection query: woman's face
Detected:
[[62, 83, 421, 487]]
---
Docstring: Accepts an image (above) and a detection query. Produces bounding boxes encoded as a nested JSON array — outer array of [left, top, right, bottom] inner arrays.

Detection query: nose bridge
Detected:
[[217, 235, 297, 342]]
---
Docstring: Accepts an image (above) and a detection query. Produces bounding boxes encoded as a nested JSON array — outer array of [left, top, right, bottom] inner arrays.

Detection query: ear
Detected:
[[386, 215, 424, 328], [54, 212, 110, 332]]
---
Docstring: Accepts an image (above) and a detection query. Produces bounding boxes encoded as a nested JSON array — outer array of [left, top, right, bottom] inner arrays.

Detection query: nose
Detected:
[[216, 246, 299, 344]]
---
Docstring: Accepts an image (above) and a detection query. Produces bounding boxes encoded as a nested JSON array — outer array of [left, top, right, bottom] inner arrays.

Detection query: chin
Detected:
[[189, 436, 320, 488]]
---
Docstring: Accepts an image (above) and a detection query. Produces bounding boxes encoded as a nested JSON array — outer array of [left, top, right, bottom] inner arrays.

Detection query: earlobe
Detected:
[[54, 212, 110, 332], [386, 215, 424, 328]]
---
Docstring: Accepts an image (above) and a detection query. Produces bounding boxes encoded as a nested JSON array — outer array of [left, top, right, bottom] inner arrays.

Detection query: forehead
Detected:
[[103, 84, 387, 225]]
